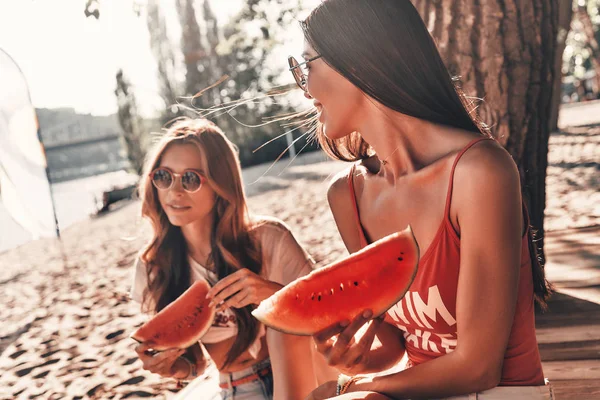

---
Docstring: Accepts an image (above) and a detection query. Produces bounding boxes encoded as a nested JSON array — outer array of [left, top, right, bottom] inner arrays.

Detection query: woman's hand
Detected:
[[135, 342, 211, 380], [313, 310, 384, 376], [206, 268, 283, 310], [134, 342, 186, 378]]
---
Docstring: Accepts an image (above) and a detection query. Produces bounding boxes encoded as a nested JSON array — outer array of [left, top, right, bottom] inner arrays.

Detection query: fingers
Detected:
[[208, 269, 258, 307], [209, 281, 245, 309], [206, 270, 245, 301], [135, 344, 185, 376], [147, 354, 180, 376], [323, 310, 374, 366], [341, 316, 383, 368], [134, 342, 157, 359], [220, 289, 251, 310], [314, 320, 349, 346]]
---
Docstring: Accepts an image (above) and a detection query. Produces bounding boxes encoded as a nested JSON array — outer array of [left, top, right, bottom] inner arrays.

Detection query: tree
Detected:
[[169, 0, 312, 166], [115, 70, 145, 175], [147, 0, 181, 123], [411, 0, 559, 257], [176, 0, 212, 103]]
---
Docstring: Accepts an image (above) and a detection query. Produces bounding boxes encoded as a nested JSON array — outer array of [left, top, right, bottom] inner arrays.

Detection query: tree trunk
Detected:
[[115, 70, 145, 175], [146, 0, 179, 108], [176, 0, 206, 99], [549, 0, 574, 132], [412, 0, 558, 256]]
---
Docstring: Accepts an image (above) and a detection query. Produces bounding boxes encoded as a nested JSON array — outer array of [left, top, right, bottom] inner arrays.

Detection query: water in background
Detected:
[[0, 151, 332, 253], [0, 170, 139, 253]]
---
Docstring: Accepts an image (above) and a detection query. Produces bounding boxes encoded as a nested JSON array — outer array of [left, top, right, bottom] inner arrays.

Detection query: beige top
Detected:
[[130, 216, 315, 356]]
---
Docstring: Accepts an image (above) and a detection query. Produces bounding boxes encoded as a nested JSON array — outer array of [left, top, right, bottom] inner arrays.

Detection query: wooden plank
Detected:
[[536, 325, 600, 343], [536, 312, 600, 329], [550, 379, 600, 400], [539, 340, 600, 361], [542, 359, 600, 381], [535, 292, 600, 329]]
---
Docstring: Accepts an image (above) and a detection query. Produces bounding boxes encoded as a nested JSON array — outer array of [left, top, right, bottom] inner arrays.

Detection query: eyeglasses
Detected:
[[150, 167, 205, 193], [288, 55, 322, 91]]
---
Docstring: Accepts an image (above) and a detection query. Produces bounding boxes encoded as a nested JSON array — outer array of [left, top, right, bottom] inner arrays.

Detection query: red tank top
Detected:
[[348, 138, 544, 386]]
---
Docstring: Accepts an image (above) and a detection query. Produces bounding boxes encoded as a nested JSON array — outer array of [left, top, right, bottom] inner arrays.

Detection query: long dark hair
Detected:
[[303, 0, 551, 307], [139, 119, 262, 367]]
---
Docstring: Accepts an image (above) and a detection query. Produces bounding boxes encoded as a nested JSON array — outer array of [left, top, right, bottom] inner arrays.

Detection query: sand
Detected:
[[0, 126, 598, 399]]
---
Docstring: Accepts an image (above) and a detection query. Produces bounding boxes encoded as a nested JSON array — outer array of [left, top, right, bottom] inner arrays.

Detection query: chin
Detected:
[[166, 215, 192, 227]]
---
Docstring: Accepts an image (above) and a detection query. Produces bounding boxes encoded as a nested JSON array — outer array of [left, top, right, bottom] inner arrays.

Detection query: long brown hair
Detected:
[[303, 0, 551, 307], [139, 118, 262, 367]]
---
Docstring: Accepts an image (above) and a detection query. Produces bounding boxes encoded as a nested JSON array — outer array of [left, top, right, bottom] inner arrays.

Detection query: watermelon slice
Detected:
[[131, 278, 216, 350], [252, 226, 419, 335]]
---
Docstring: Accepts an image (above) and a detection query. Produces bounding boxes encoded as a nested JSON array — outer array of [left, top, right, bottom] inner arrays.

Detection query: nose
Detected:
[[170, 176, 185, 193], [303, 91, 313, 100]]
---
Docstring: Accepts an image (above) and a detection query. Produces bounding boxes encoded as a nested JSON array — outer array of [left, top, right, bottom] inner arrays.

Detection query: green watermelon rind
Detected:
[[252, 225, 420, 336]]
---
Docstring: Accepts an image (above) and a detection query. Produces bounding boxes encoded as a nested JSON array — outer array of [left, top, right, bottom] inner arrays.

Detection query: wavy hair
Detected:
[[139, 118, 262, 367]]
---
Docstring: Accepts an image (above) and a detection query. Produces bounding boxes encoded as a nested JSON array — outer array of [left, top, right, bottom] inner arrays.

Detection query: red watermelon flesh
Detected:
[[131, 278, 216, 350], [252, 226, 419, 336]]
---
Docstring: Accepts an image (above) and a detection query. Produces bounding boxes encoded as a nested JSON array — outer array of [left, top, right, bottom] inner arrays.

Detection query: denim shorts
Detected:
[[219, 358, 273, 400]]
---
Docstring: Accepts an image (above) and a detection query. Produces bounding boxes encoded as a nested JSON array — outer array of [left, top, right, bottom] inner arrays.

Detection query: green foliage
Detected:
[[145, 0, 318, 167], [564, 0, 600, 79]]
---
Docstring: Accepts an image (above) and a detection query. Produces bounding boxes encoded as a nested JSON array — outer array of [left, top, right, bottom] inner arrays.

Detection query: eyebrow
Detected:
[[159, 165, 205, 174]]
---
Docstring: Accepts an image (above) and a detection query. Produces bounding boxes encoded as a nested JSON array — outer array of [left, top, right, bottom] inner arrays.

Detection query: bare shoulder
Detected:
[[454, 139, 521, 192], [327, 162, 370, 253], [327, 166, 352, 202], [327, 161, 370, 208]]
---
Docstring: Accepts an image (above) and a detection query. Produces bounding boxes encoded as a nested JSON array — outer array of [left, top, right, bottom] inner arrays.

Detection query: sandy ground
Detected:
[[0, 125, 598, 399]]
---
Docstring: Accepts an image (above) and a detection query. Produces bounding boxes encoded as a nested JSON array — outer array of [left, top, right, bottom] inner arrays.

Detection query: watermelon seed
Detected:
[[318, 295, 322, 301], [397, 257, 403, 261], [354, 281, 359, 286], [311, 293, 315, 300], [340, 284, 344, 291], [330, 288, 334, 295]]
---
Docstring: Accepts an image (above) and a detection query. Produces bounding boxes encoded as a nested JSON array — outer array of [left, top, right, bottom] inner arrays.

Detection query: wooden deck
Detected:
[[537, 225, 600, 399]]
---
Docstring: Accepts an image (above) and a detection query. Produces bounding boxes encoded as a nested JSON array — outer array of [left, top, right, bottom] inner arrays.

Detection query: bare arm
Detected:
[[257, 219, 337, 397], [325, 170, 407, 372], [327, 168, 367, 255], [267, 329, 318, 400], [347, 144, 524, 397]]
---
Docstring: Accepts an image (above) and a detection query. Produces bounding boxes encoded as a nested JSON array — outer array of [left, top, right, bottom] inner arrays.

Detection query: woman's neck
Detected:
[[181, 214, 214, 265], [357, 104, 473, 179]]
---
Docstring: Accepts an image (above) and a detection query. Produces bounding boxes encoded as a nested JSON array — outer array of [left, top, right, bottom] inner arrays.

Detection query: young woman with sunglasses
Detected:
[[289, 1, 552, 399], [130, 118, 334, 399]]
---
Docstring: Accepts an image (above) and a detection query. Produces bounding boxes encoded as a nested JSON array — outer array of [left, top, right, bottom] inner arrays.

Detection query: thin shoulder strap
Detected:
[[347, 163, 368, 248], [443, 137, 493, 217]]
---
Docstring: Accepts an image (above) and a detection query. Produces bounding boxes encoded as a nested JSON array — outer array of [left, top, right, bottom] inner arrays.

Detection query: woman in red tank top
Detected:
[[291, 1, 553, 399]]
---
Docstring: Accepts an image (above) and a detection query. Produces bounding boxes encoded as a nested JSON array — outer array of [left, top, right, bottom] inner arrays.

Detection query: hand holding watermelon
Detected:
[[206, 268, 284, 311], [313, 309, 386, 375], [134, 342, 186, 378]]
